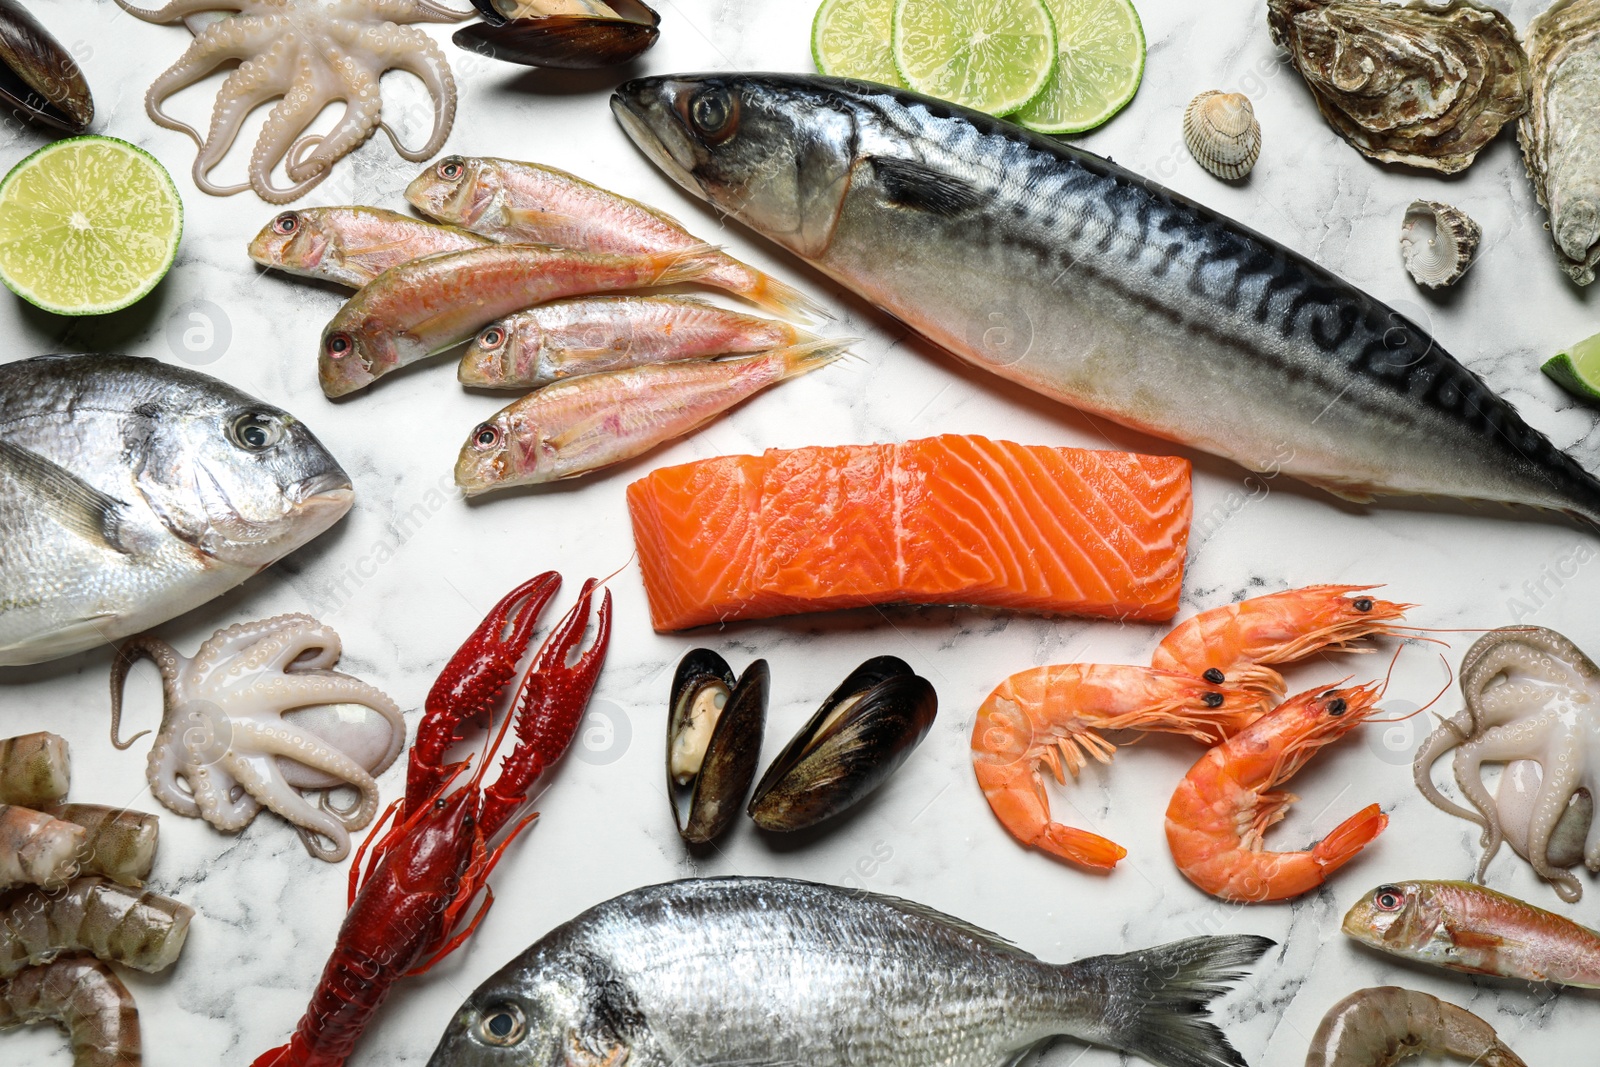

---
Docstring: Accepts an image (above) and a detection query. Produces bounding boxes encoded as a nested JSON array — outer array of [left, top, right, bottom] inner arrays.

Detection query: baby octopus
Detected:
[[115, 0, 469, 203], [110, 614, 405, 861], [1415, 626, 1600, 901]]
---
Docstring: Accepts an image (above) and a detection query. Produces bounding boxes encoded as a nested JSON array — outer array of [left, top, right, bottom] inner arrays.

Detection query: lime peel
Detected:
[[0, 136, 183, 316], [1543, 332, 1600, 405], [1015, 0, 1146, 135], [814, 0, 905, 86], [892, 0, 1058, 117]]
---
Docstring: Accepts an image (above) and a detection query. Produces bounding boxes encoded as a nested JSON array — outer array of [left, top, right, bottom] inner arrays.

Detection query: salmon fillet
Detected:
[[626, 434, 1192, 631]]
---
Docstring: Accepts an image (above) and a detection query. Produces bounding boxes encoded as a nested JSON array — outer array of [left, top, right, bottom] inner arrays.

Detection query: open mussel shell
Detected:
[[0, 0, 92, 134], [748, 656, 937, 833], [455, 0, 660, 68], [667, 650, 766, 844]]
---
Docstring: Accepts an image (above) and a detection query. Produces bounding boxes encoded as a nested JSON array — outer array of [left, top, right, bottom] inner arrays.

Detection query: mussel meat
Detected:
[[0, 0, 92, 134], [748, 656, 937, 833], [667, 649, 766, 844], [456, 0, 659, 69]]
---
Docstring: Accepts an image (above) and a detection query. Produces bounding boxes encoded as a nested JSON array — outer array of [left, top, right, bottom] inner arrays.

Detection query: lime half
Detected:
[[0, 136, 183, 315], [892, 0, 1058, 116], [814, 0, 905, 86], [1543, 331, 1600, 405], [1015, 0, 1144, 134]]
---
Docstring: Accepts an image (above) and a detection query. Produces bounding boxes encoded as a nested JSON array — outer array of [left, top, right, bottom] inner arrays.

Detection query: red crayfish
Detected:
[[250, 572, 611, 1067]]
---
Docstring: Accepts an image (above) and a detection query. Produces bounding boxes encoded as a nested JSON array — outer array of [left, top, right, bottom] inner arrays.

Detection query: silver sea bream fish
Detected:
[[424, 877, 1271, 1067], [611, 73, 1600, 527], [0, 354, 352, 666]]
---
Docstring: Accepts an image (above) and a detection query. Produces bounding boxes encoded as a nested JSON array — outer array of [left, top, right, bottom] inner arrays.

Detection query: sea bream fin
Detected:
[[0, 437, 130, 552]]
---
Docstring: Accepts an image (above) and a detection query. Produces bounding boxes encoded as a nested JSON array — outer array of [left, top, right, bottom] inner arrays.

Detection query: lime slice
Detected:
[[0, 136, 183, 316], [892, 0, 1057, 116], [1014, 0, 1145, 134], [814, 0, 905, 86], [1543, 332, 1600, 404]]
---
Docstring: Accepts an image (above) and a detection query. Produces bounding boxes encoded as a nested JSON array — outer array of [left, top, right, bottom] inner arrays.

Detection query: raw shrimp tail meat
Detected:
[[0, 957, 141, 1067]]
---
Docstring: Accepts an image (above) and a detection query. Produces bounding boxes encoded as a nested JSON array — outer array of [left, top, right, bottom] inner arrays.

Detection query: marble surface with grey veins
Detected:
[[3, 1, 1600, 1065]]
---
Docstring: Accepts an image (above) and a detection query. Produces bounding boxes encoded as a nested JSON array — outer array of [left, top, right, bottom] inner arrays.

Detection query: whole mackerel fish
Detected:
[[424, 877, 1271, 1067], [611, 74, 1600, 527]]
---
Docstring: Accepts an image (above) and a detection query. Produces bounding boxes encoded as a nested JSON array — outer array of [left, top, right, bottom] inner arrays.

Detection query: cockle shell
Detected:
[[1183, 91, 1261, 180], [1520, 0, 1600, 286], [1399, 199, 1480, 288], [1267, 0, 1530, 174]]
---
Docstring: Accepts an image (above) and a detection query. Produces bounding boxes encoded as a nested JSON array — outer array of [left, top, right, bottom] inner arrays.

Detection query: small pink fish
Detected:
[[458, 295, 814, 388], [405, 156, 825, 321], [248, 207, 492, 289], [455, 337, 852, 492]]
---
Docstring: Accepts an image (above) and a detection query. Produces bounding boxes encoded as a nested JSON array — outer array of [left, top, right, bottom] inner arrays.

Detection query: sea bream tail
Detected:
[[1061, 934, 1273, 1067]]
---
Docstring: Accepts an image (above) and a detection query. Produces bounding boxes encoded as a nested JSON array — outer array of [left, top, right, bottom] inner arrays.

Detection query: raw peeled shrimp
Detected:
[[0, 733, 70, 808], [44, 806, 159, 889], [1153, 585, 1410, 700], [0, 877, 192, 977], [1165, 683, 1390, 901], [0, 957, 141, 1067], [972, 664, 1266, 868], [0, 804, 85, 889], [1305, 986, 1527, 1067]]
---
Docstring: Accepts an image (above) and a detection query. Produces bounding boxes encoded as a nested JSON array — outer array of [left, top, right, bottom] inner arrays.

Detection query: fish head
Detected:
[[319, 319, 391, 397], [1341, 880, 1447, 959], [455, 411, 521, 495], [424, 951, 610, 1067], [134, 392, 353, 568], [407, 155, 500, 229], [458, 320, 517, 387], [612, 73, 860, 259], [247, 210, 330, 275]]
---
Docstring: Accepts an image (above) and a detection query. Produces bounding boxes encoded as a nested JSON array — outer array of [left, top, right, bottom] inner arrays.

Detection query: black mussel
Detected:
[[748, 656, 937, 833], [0, 0, 91, 134], [454, 0, 660, 69], [667, 650, 766, 844]]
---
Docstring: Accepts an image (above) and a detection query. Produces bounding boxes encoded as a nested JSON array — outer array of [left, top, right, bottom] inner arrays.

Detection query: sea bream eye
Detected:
[[229, 412, 282, 452], [272, 212, 298, 235], [688, 87, 738, 142], [477, 1002, 525, 1045]]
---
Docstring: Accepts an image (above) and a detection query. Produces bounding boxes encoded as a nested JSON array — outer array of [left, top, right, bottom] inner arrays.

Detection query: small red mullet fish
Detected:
[[459, 295, 814, 388], [249, 206, 493, 289], [319, 244, 724, 397], [455, 337, 852, 492], [1343, 879, 1600, 987], [405, 155, 825, 321]]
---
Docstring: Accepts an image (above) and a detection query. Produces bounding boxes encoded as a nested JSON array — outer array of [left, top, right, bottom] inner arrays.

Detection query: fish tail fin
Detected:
[[645, 243, 731, 288], [736, 267, 831, 323], [1060, 935, 1273, 1067], [775, 336, 858, 379]]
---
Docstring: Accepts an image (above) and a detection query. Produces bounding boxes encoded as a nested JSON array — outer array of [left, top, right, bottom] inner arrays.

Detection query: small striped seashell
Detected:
[[1400, 199, 1480, 289], [1183, 91, 1261, 180]]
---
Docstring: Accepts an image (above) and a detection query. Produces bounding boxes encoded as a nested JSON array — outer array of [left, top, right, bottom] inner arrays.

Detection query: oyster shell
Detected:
[[1183, 91, 1261, 180], [1267, 0, 1529, 174], [1520, 0, 1600, 285], [1400, 199, 1480, 288]]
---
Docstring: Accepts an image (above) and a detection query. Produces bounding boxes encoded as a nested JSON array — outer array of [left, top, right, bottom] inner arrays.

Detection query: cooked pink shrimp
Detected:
[[1165, 682, 1389, 901], [1153, 585, 1411, 700], [973, 664, 1266, 869]]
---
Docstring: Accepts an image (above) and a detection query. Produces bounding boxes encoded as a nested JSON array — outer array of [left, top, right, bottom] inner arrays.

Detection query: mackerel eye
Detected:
[[479, 326, 506, 350], [473, 424, 501, 450], [478, 1003, 525, 1045], [326, 332, 353, 360], [1374, 885, 1405, 911], [271, 212, 298, 235], [688, 87, 739, 143], [1353, 597, 1374, 612], [438, 158, 465, 181]]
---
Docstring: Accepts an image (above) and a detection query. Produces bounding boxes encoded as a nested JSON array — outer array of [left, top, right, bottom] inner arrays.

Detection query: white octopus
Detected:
[[111, 614, 406, 862], [115, 0, 470, 203], [1414, 626, 1600, 902]]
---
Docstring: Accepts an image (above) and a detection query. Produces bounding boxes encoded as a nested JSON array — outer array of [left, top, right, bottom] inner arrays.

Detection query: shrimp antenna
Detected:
[[1368, 653, 1454, 724]]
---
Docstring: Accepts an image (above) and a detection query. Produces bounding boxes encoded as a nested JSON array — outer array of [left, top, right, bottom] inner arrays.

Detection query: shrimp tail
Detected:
[[1061, 934, 1275, 1067], [1039, 824, 1128, 869], [1311, 803, 1388, 874]]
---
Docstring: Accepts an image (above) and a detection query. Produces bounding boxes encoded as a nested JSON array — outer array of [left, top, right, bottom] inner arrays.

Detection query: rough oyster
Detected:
[[1520, 0, 1600, 285], [1267, 0, 1529, 174]]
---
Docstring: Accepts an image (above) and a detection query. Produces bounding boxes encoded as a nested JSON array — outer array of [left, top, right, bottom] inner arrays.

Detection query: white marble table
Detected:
[[3, 1, 1598, 1064]]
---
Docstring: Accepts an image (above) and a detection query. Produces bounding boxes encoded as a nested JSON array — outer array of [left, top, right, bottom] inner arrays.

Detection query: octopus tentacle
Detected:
[[193, 40, 300, 197], [1414, 710, 1484, 827], [363, 0, 474, 23], [188, 758, 261, 831], [145, 727, 202, 818], [113, 0, 246, 23], [144, 16, 279, 146], [1455, 722, 1548, 879], [283, 56, 383, 184], [110, 636, 183, 751], [1525, 733, 1586, 900], [355, 26, 456, 161], [278, 673, 408, 770], [246, 53, 340, 203]]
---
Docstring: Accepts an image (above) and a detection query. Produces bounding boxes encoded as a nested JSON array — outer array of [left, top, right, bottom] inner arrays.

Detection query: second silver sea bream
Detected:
[[611, 74, 1600, 528]]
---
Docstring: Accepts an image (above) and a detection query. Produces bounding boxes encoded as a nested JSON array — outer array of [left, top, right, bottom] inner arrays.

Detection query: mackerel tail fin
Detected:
[[1063, 934, 1273, 1067]]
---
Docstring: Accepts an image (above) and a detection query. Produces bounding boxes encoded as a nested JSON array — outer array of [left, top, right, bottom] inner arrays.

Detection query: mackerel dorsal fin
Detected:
[[0, 438, 128, 552], [869, 156, 986, 218]]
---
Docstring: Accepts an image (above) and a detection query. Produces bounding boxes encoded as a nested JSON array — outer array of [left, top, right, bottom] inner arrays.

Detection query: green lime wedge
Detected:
[[892, 0, 1058, 116], [1014, 0, 1144, 134], [814, 0, 905, 86], [0, 136, 183, 316], [1543, 331, 1600, 404]]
